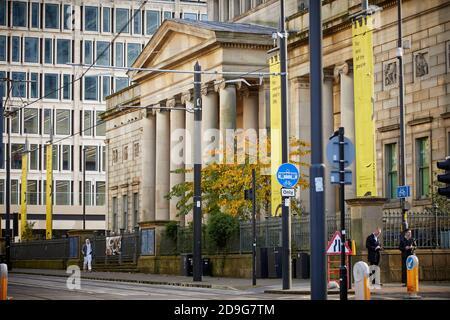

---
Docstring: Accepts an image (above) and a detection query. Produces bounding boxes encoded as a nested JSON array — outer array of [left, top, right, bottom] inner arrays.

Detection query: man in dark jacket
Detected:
[[366, 227, 382, 285], [399, 229, 417, 285]]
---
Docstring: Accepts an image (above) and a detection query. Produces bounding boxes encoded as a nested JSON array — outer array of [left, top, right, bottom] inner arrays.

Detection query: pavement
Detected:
[[9, 268, 450, 299]]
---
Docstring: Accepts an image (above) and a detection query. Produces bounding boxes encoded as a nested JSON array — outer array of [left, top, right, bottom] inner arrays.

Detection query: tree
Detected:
[[206, 211, 239, 250], [21, 221, 36, 241]]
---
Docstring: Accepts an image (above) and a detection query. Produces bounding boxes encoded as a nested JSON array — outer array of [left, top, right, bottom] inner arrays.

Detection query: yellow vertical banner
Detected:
[[270, 55, 282, 216], [20, 152, 28, 240], [46, 144, 53, 240], [352, 17, 377, 197]]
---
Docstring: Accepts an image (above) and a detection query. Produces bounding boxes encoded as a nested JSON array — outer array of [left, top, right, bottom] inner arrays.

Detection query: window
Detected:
[[0, 35, 6, 61], [29, 145, 38, 170], [12, 1, 27, 27], [84, 40, 93, 64], [0, 71, 5, 96], [183, 13, 197, 20], [44, 74, 59, 99], [163, 11, 172, 21], [133, 142, 139, 159], [0, 0, 6, 26], [44, 145, 58, 170], [96, 41, 110, 66], [31, 3, 40, 28], [43, 109, 52, 134], [127, 43, 141, 67], [11, 180, 19, 205], [11, 72, 26, 98], [27, 180, 38, 205], [146, 10, 160, 35], [11, 36, 21, 62], [55, 181, 71, 205], [55, 110, 70, 135], [63, 74, 71, 100], [84, 76, 98, 101], [24, 108, 39, 134], [45, 3, 59, 29], [122, 195, 128, 230], [25, 37, 39, 63], [133, 9, 141, 34], [115, 42, 124, 67], [385, 143, 398, 199], [96, 111, 105, 136], [201, 14, 208, 21], [80, 181, 92, 206], [85, 146, 98, 171], [132, 193, 139, 228], [115, 77, 128, 92], [112, 197, 118, 232], [63, 4, 72, 30], [57, 39, 71, 65], [0, 180, 3, 204], [123, 145, 128, 161], [85, 6, 99, 31], [30, 73, 39, 98], [112, 148, 118, 163], [103, 7, 111, 32], [102, 76, 111, 100], [11, 108, 20, 133], [116, 8, 129, 33], [96, 181, 105, 206], [102, 146, 106, 171], [62, 145, 71, 170], [416, 137, 430, 198], [11, 144, 24, 169], [44, 38, 53, 64], [83, 110, 92, 136]]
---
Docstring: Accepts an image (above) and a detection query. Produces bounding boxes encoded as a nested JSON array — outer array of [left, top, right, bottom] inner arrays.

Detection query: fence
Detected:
[[11, 238, 71, 260], [383, 209, 450, 249]]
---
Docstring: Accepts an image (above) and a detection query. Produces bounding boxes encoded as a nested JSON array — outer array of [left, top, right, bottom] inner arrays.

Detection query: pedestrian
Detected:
[[366, 227, 383, 285], [82, 238, 93, 272], [399, 229, 417, 286]]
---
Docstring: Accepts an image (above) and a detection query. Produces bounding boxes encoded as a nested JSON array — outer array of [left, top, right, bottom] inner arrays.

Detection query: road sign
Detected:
[[281, 188, 295, 197], [330, 170, 352, 184], [276, 163, 299, 188], [326, 231, 352, 255], [326, 136, 355, 168], [396, 185, 411, 199]]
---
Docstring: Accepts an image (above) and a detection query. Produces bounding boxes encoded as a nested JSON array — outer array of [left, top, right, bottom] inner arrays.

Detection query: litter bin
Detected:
[[268, 247, 282, 278], [256, 247, 268, 278], [296, 252, 310, 279], [180, 253, 193, 276], [202, 258, 211, 276]]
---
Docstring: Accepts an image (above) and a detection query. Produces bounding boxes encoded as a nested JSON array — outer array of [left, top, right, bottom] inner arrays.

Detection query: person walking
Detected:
[[82, 238, 93, 272], [366, 227, 382, 285], [399, 229, 417, 286]]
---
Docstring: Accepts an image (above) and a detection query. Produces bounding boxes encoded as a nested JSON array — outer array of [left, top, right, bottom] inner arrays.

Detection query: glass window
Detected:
[[0, 71, 5, 97], [183, 13, 197, 20], [134, 142, 139, 158], [55, 109, 70, 135], [11, 36, 21, 62], [115, 42, 124, 67], [57, 39, 71, 65], [133, 9, 141, 34], [0, 0, 6, 26], [30, 73, 39, 98], [43, 109, 52, 135], [62, 145, 70, 170], [27, 180, 38, 205], [132, 192, 139, 227], [417, 137, 430, 198], [201, 14, 208, 21], [83, 110, 92, 136], [31, 3, 39, 28], [122, 194, 128, 230], [102, 7, 111, 32], [80, 181, 92, 206], [11, 108, 20, 133], [44, 38, 53, 64], [96, 181, 105, 206], [45, 3, 59, 29], [96, 41, 110, 66], [112, 197, 118, 231], [55, 181, 71, 205], [127, 43, 141, 67], [29, 144, 38, 170], [0, 179, 4, 205], [63, 74, 71, 100], [11, 72, 26, 98], [96, 111, 105, 136], [102, 76, 110, 100], [11, 144, 25, 169], [115, 77, 128, 92], [12, 1, 27, 27], [123, 145, 128, 161], [63, 4, 72, 30], [116, 8, 129, 33], [11, 180, 19, 205], [146, 10, 160, 35], [44, 73, 59, 99], [0, 35, 6, 61], [84, 76, 98, 101], [85, 6, 99, 31], [163, 11, 172, 21], [85, 146, 98, 171], [84, 40, 93, 64], [102, 146, 106, 171], [24, 37, 39, 63], [24, 108, 39, 134], [43, 144, 58, 170]]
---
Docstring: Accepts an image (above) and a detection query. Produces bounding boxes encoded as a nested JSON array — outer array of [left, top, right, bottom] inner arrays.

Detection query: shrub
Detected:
[[206, 212, 239, 250]]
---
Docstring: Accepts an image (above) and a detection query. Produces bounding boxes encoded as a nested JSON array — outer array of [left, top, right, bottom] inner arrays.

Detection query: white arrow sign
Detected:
[[326, 231, 352, 255]]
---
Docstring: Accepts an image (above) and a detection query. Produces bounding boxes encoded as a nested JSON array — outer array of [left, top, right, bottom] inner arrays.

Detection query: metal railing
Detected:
[[11, 239, 69, 260]]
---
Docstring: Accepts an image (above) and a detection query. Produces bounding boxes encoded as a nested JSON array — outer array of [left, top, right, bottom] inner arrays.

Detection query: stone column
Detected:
[[258, 79, 270, 131], [242, 86, 259, 132], [217, 81, 237, 163], [323, 71, 336, 218], [182, 91, 194, 226], [335, 62, 356, 199], [201, 84, 219, 165], [169, 97, 185, 222], [155, 106, 170, 221], [141, 110, 156, 222]]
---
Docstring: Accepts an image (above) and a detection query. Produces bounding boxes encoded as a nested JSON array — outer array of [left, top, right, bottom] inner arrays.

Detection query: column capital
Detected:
[[333, 61, 354, 82], [323, 68, 335, 82], [201, 82, 216, 96], [292, 75, 310, 88], [181, 91, 192, 104], [214, 79, 238, 92]]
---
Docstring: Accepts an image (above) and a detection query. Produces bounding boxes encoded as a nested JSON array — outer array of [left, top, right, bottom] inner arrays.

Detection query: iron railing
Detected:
[[11, 238, 70, 260]]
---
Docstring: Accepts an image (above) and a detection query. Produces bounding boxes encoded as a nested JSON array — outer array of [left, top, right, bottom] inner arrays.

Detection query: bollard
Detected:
[[0, 263, 7, 300], [353, 261, 371, 300], [405, 255, 420, 299]]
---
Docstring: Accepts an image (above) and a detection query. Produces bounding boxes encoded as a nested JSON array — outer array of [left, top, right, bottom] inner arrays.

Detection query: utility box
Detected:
[[268, 247, 282, 278], [202, 258, 211, 276], [296, 252, 310, 279], [256, 247, 268, 278], [180, 253, 193, 276]]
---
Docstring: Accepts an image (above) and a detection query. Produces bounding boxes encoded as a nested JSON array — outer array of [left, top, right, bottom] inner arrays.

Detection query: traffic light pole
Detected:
[[1, 94, 11, 270]]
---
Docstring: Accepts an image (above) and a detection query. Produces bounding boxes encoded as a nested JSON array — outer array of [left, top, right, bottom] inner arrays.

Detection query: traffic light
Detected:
[[244, 188, 254, 200], [437, 157, 450, 198]]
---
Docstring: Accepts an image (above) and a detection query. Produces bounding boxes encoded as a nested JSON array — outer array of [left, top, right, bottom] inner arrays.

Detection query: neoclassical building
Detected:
[[105, 0, 450, 233]]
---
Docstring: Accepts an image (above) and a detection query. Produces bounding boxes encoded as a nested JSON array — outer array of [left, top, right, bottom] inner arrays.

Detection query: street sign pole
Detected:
[[309, 0, 327, 300], [252, 168, 257, 286], [338, 127, 348, 300]]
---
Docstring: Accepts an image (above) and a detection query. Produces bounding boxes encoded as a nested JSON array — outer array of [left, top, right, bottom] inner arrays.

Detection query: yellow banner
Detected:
[[269, 55, 282, 216], [20, 152, 28, 239], [46, 144, 53, 240], [352, 17, 377, 197]]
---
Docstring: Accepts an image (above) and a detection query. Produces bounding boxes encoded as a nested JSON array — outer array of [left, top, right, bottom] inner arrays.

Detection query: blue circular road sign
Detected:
[[276, 163, 299, 188]]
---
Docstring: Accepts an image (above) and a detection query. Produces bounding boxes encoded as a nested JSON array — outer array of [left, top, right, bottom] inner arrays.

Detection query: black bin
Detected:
[[268, 247, 282, 278], [202, 258, 211, 276], [256, 247, 268, 278], [296, 252, 310, 279], [180, 253, 193, 276]]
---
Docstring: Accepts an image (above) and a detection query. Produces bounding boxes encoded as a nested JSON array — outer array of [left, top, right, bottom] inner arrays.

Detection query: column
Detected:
[[141, 110, 156, 222], [217, 81, 237, 163], [155, 106, 170, 221], [182, 91, 194, 226], [242, 86, 259, 131], [201, 84, 219, 165], [323, 71, 336, 218], [258, 79, 270, 131], [335, 62, 356, 200], [169, 97, 186, 222]]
